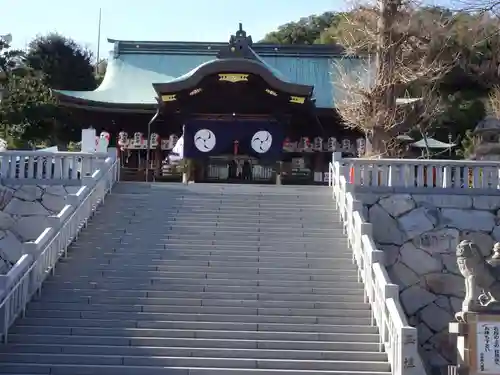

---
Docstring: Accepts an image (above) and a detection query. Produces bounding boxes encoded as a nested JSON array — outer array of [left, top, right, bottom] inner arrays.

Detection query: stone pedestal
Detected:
[[449, 312, 500, 375]]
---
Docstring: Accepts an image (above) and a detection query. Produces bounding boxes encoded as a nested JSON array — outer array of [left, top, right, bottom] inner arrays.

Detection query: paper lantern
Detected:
[[313, 137, 323, 151], [356, 138, 366, 155], [282, 138, 293, 152], [160, 139, 170, 150], [327, 137, 337, 151], [133, 132, 143, 148], [300, 137, 312, 152], [168, 134, 179, 150], [150, 133, 159, 148], [100, 131, 110, 142], [342, 139, 351, 151], [96, 132, 110, 152], [117, 131, 128, 147]]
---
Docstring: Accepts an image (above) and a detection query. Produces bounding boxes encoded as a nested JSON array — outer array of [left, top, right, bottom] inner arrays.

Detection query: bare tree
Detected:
[[333, 0, 457, 157], [450, 0, 500, 15]]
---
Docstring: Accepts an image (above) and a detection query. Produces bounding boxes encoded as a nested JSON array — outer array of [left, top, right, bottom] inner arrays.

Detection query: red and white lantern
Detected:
[[301, 137, 312, 152], [96, 131, 110, 152], [282, 138, 293, 152], [100, 131, 110, 142], [117, 131, 129, 148]]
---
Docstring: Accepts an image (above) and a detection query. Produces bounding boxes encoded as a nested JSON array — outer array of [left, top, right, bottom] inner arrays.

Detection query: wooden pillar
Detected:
[[275, 161, 283, 185], [183, 158, 195, 184], [154, 146, 162, 178]]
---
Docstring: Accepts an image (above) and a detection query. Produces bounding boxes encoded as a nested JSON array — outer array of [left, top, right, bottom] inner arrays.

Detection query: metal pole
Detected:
[[95, 8, 102, 76], [145, 110, 160, 182]]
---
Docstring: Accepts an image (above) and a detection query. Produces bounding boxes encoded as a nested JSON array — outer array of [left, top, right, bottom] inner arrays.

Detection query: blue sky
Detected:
[[0, 0, 343, 57], [0, 0, 452, 59]]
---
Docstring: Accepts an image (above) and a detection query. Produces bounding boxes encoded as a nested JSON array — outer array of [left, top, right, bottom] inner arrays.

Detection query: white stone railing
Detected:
[[329, 154, 425, 375], [334, 153, 500, 192], [0, 156, 119, 342], [0, 151, 110, 186]]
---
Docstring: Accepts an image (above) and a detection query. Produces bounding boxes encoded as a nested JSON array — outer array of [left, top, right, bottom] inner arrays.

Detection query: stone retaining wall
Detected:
[[357, 192, 500, 369], [0, 184, 80, 273]]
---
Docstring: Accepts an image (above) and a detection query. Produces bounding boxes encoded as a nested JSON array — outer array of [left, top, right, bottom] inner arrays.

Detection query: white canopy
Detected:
[[411, 137, 456, 149], [168, 135, 184, 162]]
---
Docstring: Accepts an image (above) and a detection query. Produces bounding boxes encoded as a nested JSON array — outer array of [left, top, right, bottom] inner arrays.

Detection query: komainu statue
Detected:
[[455, 240, 500, 321]]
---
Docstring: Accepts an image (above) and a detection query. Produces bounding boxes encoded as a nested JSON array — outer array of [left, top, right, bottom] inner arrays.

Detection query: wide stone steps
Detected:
[[0, 183, 389, 375], [35, 289, 365, 302], [0, 344, 386, 360]]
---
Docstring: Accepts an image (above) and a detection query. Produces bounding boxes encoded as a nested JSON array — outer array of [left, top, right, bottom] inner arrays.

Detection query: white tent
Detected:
[[168, 135, 184, 162], [411, 137, 456, 149]]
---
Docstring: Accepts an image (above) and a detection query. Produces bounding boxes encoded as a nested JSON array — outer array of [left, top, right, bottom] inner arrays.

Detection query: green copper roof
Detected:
[[55, 38, 359, 109]]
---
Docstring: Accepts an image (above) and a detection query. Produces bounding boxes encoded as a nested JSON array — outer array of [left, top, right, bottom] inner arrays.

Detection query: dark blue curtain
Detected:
[[183, 120, 284, 160]]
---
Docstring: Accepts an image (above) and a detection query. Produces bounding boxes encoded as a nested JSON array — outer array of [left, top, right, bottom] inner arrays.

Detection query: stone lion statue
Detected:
[[456, 240, 500, 320]]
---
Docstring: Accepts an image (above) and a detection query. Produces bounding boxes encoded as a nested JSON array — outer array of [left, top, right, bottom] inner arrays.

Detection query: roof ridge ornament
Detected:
[[217, 23, 254, 59]]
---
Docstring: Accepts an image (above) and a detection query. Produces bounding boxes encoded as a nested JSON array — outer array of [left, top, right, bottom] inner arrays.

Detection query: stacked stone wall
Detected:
[[0, 184, 79, 273], [358, 192, 500, 368]]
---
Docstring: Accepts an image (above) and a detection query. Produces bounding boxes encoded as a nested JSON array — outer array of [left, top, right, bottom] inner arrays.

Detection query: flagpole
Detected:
[[96, 8, 102, 75]]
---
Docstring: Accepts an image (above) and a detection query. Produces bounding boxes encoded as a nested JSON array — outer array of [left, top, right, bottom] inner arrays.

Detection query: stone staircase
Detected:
[[0, 183, 391, 375]]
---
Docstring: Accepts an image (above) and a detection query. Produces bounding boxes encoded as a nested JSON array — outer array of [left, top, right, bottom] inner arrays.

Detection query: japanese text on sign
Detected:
[[477, 322, 500, 373]]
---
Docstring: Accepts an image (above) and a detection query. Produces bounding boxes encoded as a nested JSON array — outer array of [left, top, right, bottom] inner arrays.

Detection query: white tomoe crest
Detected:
[[194, 129, 216, 152], [251, 131, 273, 153]]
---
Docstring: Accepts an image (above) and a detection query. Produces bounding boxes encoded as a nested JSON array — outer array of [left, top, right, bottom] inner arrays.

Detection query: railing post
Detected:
[[46, 216, 62, 231], [399, 326, 419, 375]]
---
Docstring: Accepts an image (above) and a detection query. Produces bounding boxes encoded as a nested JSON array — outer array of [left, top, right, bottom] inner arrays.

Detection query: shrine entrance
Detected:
[[145, 24, 326, 184], [175, 118, 284, 184]]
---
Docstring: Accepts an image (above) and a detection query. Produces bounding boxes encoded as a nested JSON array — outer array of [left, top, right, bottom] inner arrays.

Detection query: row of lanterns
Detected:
[[283, 137, 366, 153], [118, 132, 172, 150], [116, 132, 367, 154]]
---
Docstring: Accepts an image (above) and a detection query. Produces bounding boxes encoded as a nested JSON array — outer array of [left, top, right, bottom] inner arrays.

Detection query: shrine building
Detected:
[[54, 24, 365, 184]]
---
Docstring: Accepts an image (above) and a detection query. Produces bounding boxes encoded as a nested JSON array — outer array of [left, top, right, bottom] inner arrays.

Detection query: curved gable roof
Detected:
[[153, 58, 313, 98], [54, 25, 360, 110]]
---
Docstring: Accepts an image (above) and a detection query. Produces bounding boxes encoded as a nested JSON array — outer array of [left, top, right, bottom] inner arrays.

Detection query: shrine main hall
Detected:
[[54, 24, 365, 184]]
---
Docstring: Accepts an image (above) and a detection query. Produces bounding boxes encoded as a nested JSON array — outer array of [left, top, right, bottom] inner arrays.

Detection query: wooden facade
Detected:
[[55, 25, 363, 184]]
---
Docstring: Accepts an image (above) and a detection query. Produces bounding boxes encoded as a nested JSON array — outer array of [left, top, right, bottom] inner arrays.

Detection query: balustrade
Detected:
[[329, 153, 426, 375], [333, 154, 500, 191], [0, 151, 109, 185], [0, 156, 119, 342]]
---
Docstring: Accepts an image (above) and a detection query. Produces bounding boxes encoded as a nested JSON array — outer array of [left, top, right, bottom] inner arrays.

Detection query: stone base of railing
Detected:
[[330, 155, 426, 375], [0, 156, 119, 343], [447, 366, 469, 375]]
